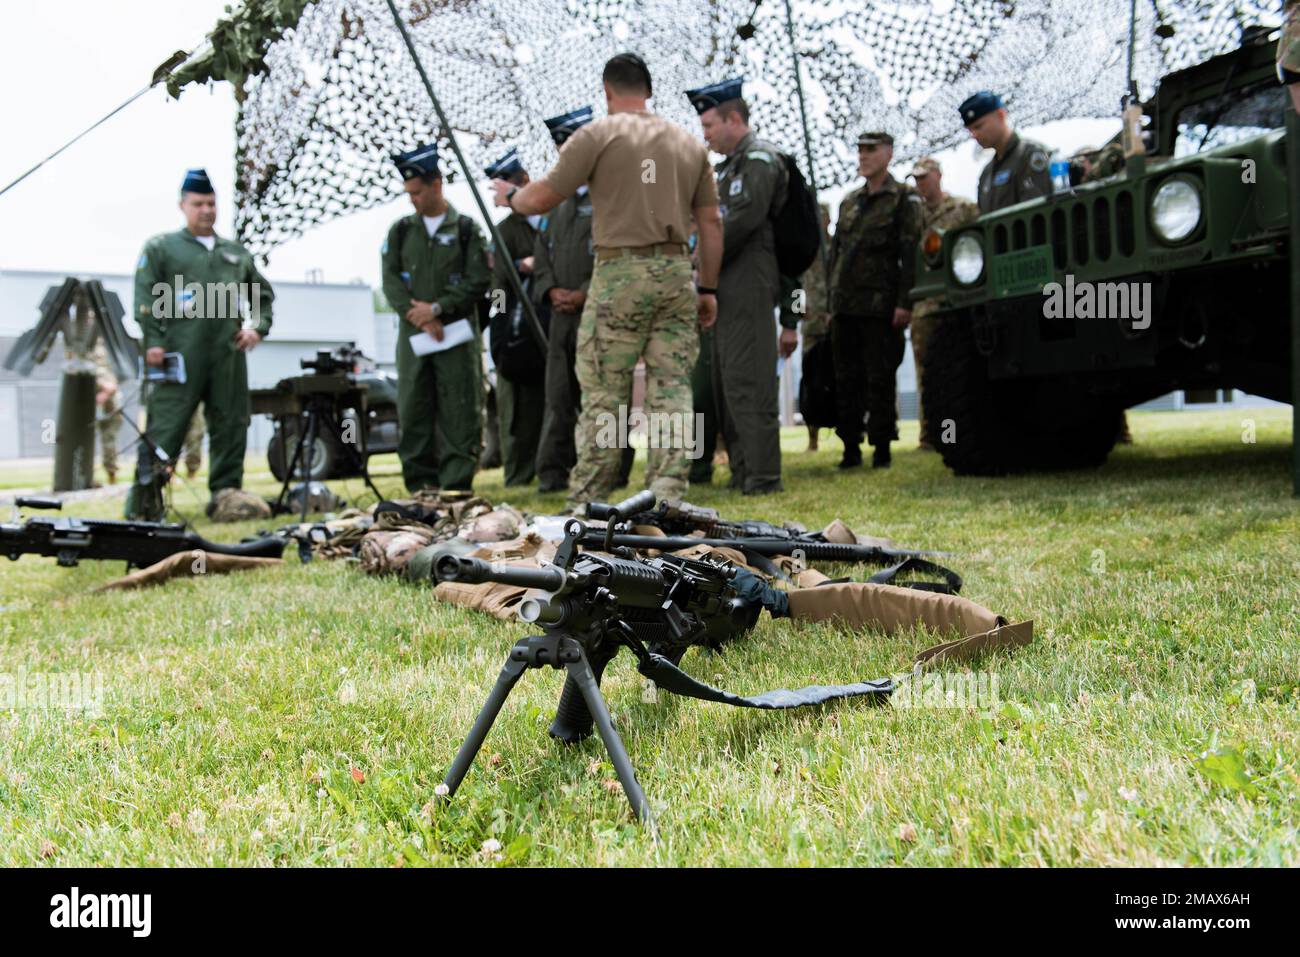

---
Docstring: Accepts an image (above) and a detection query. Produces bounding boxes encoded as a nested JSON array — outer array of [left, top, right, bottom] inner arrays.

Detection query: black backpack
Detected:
[[490, 285, 549, 387], [772, 154, 822, 277], [798, 336, 838, 429]]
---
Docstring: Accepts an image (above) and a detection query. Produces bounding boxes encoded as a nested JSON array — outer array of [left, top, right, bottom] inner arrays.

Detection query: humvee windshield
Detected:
[[1173, 80, 1287, 156]]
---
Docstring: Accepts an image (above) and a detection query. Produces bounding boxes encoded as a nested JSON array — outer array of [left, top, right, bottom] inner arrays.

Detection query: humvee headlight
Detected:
[[951, 233, 984, 285], [1150, 177, 1202, 243]]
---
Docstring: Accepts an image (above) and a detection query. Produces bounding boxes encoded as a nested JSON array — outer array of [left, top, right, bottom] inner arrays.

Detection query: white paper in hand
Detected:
[[409, 320, 473, 356]]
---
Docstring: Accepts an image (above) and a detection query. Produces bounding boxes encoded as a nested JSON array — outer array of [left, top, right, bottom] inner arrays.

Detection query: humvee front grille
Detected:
[[995, 188, 1137, 276]]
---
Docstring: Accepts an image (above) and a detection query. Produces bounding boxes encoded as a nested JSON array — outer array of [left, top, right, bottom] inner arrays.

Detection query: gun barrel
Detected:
[[434, 555, 567, 591], [583, 488, 657, 522]]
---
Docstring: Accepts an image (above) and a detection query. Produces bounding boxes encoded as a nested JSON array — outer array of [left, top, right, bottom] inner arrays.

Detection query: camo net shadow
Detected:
[[230, 0, 1281, 257]]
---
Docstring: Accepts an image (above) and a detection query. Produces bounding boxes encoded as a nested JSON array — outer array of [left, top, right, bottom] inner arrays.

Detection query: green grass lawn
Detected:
[[1, 407, 1297, 866]]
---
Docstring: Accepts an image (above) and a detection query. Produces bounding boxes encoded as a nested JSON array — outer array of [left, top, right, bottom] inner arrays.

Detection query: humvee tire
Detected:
[[924, 311, 1123, 475], [268, 427, 342, 482]]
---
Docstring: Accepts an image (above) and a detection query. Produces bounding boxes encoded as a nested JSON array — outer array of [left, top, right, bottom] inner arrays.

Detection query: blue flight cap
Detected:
[[685, 77, 744, 115], [544, 106, 594, 147], [391, 144, 440, 181], [181, 168, 214, 194], [959, 91, 1004, 126], [483, 148, 526, 180]]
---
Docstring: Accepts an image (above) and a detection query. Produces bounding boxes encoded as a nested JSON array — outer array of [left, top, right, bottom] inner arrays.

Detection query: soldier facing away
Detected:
[[907, 156, 977, 451], [381, 144, 491, 493], [126, 168, 273, 520], [531, 106, 634, 495], [686, 77, 790, 496], [828, 132, 923, 470], [491, 52, 722, 511], [959, 91, 1053, 213]]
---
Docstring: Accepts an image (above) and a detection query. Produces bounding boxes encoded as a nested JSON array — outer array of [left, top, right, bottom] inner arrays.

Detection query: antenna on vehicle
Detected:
[[1121, 0, 1147, 176]]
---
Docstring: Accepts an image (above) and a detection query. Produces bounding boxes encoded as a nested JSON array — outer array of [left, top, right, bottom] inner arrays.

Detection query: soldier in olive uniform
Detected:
[[493, 53, 722, 510], [532, 107, 634, 494], [687, 78, 789, 495], [381, 144, 490, 493], [908, 156, 978, 450], [959, 91, 1052, 214], [126, 168, 273, 519], [828, 132, 923, 469], [485, 149, 546, 487]]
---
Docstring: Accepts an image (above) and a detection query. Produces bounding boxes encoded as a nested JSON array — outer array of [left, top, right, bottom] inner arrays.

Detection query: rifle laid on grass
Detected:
[[434, 516, 894, 826], [2, 497, 286, 569], [581, 490, 963, 594]]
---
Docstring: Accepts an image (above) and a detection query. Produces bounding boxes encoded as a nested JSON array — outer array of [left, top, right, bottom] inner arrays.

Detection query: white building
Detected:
[[0, 268, 386, 461]]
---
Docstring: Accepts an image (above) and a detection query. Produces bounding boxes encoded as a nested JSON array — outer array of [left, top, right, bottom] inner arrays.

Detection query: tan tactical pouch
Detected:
[[786, 582, 1032, 665]]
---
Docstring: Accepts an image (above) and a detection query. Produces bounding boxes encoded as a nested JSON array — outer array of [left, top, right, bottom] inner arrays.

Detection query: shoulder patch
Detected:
[[746, 150, 775, 164], [1028, 150, 1049, 173]]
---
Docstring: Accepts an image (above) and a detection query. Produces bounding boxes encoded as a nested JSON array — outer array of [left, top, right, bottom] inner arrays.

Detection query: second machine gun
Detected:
[[435, 516, 761, 825], [435, 500, 895, 826]]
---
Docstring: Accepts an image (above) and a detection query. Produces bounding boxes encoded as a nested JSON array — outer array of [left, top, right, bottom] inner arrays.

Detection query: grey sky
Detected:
[[1, 1, 1121, 290]]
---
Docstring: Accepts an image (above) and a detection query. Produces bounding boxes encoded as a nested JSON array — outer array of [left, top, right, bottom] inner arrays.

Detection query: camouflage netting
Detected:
[[174, 0, 1283, 257]]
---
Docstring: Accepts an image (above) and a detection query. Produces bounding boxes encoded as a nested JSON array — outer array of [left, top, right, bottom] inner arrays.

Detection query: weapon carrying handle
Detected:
[[549, 642, 620, 744], [15, 497, 62, 511], [584, 489, 657, 523]]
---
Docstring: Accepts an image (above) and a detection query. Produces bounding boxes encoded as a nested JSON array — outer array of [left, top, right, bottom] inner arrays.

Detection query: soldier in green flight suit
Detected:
[[687, 78, 790, 495], [126, 168, 273, 519], [485, 148, 546, 487], [381, 144, 491, 493]]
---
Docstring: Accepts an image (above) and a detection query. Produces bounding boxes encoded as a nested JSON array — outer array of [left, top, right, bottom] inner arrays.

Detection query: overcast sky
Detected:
[[0, 1, 1120, 290]]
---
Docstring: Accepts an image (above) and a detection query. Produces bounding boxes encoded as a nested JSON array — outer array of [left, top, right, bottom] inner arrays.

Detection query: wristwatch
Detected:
[[506, 186, 519, 211], [696, 285, 717, 295], [431, 302, 443, 318]]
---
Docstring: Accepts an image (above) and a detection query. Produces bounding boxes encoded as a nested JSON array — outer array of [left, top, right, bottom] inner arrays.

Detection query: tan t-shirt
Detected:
[[540, 110, 719, 249]]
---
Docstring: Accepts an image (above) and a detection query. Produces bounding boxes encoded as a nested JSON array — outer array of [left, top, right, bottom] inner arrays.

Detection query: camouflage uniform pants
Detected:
[[536, 311, 635, 492], [567, 255, 698, 510], [832, 313, 904, 449]]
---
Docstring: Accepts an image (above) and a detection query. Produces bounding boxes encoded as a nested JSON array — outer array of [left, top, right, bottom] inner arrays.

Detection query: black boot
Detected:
[[838, 445, 863, 469], [872, 444, 892, 469]]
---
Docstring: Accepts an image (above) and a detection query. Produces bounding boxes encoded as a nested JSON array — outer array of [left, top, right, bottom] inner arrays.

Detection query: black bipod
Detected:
[[440, 630, 654, 828], [272, 392, 384, 527]]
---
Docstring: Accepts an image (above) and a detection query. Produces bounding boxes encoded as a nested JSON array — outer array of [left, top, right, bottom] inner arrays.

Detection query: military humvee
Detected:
[[912, 29, 1290, 475]]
